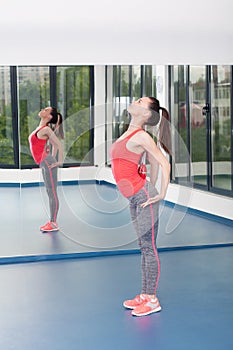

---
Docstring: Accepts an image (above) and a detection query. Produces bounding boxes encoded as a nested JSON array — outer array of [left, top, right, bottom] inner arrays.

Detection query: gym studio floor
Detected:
[[0, 182, 233, 350]]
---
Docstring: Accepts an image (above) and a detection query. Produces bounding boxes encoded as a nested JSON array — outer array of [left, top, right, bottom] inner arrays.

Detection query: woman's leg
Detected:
[[129, 183, 160, 296], [128, 183, 162, 316], [129, 203, 146, 294], [41, 156, 59, 223], [123, 200, 147, 310]]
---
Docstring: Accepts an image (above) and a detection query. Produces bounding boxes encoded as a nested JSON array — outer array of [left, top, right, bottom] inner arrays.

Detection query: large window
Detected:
[[18, 66, 50, 167], [171, 65, 189, 183], [189, 66, 207, 186], [111, 65, 158, 141], [112, 66, 131, 139], [169, 65, 233, 197], [0, 67, 15, 167], [56, 66, 94, 165], [211, 65, 231, 191], [0, 66, 94, 169], [131, 65, 141, 100]]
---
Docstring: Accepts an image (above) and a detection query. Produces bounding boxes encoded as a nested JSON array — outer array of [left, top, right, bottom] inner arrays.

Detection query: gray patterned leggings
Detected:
[[40, 155, 59, 223], [128, 181, 160, 295]]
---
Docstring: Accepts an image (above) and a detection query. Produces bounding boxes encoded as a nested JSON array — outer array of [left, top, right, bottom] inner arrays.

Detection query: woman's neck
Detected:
[[128, 123, 144, 131], [39, 120, 48, 127]]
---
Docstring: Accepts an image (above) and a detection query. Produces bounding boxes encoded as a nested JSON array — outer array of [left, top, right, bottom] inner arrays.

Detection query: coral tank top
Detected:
[[110, 129, 146, 197], [28, 125, 49, 164]]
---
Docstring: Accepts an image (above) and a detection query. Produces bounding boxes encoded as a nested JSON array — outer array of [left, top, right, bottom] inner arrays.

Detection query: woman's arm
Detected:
[[147, 152, 159, 187], [51, 143, 58, 159], [42, 127, 63, 167], [139, 132, 170, 207]]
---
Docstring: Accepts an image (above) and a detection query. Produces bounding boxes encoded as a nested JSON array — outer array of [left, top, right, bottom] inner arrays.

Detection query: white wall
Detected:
[[0, 0, 232, 65]]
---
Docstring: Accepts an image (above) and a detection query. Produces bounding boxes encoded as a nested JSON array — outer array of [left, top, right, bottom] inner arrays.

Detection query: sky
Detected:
[[0, 0, 232, 64]]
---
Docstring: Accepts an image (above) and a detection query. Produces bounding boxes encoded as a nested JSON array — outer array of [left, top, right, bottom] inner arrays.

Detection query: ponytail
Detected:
[[147, 97, 171, 155], [49, 107, 64, 140], [159, 107, 171, 155], [54, 113, 64, 140]]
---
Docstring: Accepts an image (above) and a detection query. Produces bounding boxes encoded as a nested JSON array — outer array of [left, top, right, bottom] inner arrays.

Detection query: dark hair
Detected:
[[145, 97, 171, 155], [49, 107, 64, 139]]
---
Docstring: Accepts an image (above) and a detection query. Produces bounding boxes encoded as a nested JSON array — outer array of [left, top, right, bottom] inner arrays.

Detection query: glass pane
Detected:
[[18, 66, 50, 167], [0, 67, 15, 166], [112, 66, 120, 141], [151, 66, 157, 97], [172, 65, 190, 183], [119, 66, 130, 135], [142, 65, 157, 98], [211, 65, 231, 190], [143, 65, 152, 96], [56, 66, 92, 164], [132, 65, 141, 100], [112, 66, 131, 140], [189, 66, 207, 186]]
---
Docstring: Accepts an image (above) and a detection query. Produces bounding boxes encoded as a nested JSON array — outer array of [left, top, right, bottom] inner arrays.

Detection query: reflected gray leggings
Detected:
[[40, 155, 59, 223], [128, 181, 160, 295]]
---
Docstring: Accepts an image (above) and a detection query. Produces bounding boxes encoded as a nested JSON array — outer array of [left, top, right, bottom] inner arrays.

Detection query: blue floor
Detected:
[[0, 182, 233, 349], [0, 182, 233, 260], [0, 248, 233, 349]]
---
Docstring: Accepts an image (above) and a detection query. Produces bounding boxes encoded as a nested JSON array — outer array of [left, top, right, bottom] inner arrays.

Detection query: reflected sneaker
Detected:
[[123, 295, 146, 309], [132, 297, 162, 316], [40, 221, 59, 232]]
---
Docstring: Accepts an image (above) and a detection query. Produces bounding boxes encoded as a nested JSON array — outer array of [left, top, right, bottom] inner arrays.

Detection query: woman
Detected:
[[28, 106, 64, 232], [110, 97, 171, 317]]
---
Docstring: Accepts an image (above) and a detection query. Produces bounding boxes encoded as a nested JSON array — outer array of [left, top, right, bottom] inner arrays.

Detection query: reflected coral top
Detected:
[[110, 129, 146, 197], [28, 126, 49, 164]]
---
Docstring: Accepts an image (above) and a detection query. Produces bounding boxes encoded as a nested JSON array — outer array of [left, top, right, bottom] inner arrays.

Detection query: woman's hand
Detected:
[[140, 194, 163, 208], [49, 162, 62, 169]]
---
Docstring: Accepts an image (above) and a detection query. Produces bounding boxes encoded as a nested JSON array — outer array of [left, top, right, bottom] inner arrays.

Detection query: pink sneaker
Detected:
[[123, 295, 146, 309], [40, 221, 59, 232], [132, 297, 162, 316]]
